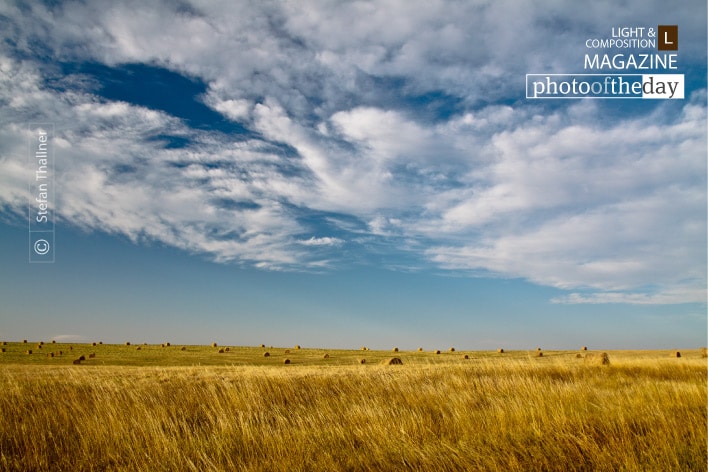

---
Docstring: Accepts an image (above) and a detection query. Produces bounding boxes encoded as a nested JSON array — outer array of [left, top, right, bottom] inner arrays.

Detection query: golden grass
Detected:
[[0, 351, 704, 471]]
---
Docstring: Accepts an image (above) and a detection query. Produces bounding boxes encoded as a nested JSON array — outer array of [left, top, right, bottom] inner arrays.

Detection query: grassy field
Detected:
[[0, 342, 706, 471]]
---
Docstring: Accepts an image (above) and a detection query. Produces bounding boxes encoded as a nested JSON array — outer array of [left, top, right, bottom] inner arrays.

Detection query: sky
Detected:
[[0, 0, 706, 350]]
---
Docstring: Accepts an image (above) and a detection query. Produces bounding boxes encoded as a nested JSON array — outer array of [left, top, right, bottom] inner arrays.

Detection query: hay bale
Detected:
[[294, 345, 301, 350], [225, 347, 230, 352], [434, 350, 441, 354], [161, 344, 165, 348], [136, 346, 141, 351], [283, 358, 291, 364], [497, 348, 504, 353], [98, 341, 103, 345], [52, 340, 56, 344], [23, 340, 27, 343], [36, 344, 43, 349], [39, 341, 44, 345], [581, 346, 588, 351], [91, 342, 97, 346], [575, 353, 583, 358], [69, 346, 73, 350], [0, 348, 5, 353], [218, 348, 225, 353], [180, 346, 186, 351], [260, 344, 266, 348], [78, 355, 86, 361], [1, 341, 6, 345], [211, 342, 218, 348], [584, 352, 610, 366], [449, 347, 455, 352], [88, 353, 96, 359], [165, 342, 171, 347], [382, 357, 403, 365], [672, 351, 681, 358], [417, 347, 423, 352], [536, 351, 544, 357], [263, 352, 270, 357], [392, 347, 399, 352], [25, 350, 32, 355], [536, 347, 542, 351], [47, 353, 54, 358], [462, 354, 469, 360], [323, 353, 330, 359], [359, 358, 366, 364], [58, 351, 62, 356], [72, 359, 82, 365], [125, 342, 130, 346], [284, 349, 290, 354], [361, 346, 368, 351]]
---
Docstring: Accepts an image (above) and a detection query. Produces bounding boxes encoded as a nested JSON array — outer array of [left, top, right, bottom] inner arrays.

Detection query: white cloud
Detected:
[[51, 334, 89, 342], [551, 289, 707, 305], [298, 237, 344, 247], [0, 1, 705, 303]]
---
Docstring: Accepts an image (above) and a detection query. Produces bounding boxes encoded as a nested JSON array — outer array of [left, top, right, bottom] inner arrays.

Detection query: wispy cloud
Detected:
[[0, 0, 705, 304]]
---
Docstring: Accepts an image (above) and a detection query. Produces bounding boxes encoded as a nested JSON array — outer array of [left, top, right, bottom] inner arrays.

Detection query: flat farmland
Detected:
[[1, 342, 705, 471]]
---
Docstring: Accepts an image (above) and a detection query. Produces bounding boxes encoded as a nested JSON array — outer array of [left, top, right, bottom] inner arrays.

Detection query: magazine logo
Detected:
[[527, 24, 682, 100]]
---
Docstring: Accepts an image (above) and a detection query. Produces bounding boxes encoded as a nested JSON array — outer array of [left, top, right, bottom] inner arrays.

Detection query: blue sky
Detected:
[[0, 0, 705, 349]]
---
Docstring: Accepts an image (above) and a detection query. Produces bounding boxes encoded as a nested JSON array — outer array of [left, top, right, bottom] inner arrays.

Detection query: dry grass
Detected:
[[0, 351, 704, 471]]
